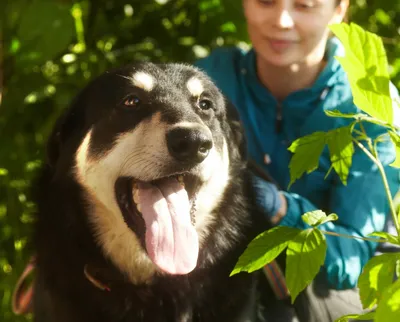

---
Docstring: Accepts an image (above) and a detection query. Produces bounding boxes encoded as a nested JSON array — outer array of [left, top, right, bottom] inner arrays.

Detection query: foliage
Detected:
[[0, 0, 399, 321], [232, 23, 400, 321]]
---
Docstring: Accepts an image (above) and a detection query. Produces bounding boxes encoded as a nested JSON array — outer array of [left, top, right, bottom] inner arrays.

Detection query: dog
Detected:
[[31, 62, 273, 322]]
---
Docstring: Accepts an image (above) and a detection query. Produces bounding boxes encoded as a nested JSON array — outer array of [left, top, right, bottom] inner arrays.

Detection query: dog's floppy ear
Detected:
[[46, 94, 86, 168], [224, 98, 247, 160]]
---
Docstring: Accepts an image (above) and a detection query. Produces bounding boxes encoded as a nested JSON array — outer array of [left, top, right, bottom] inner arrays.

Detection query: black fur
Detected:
[[32, 63, 273, 322]]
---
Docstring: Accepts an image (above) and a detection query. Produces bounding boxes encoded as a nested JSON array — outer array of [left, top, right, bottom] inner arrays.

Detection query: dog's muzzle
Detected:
[[166, 126, 213, 164]]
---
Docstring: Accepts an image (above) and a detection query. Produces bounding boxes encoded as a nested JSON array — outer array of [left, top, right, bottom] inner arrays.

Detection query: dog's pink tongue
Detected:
[[137, 178, 198, 275]]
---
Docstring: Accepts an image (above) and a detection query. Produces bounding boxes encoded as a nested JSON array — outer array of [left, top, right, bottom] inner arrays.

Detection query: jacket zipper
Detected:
[[275, 102, 282, 133]]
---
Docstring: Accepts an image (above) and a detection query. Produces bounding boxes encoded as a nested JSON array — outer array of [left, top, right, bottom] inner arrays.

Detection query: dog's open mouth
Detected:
[[115, 175, 200, 275]]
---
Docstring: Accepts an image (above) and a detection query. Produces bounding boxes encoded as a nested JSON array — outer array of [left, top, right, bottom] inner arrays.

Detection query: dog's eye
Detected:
[[124, 95, 141, 107], [198, 99, 212, 110]]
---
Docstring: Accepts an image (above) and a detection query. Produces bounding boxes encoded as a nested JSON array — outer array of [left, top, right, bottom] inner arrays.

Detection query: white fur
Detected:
[[195, 138, 230, 243], [131, 72, 154, 92], [186, 77, 204, 97]]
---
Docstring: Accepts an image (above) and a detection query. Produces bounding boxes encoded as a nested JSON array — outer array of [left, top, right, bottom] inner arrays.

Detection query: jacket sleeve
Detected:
[[280, 136, 399, 289]]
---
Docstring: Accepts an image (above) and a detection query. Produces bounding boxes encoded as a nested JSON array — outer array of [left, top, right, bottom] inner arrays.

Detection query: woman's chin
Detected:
[[260, 52, 302, 68]]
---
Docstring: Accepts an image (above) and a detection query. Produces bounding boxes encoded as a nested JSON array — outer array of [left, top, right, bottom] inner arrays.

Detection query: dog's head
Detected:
[[46, 63, 245, 282]]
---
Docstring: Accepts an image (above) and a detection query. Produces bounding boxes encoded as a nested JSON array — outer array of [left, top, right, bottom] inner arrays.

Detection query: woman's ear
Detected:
[[332, 0, 349, 24]]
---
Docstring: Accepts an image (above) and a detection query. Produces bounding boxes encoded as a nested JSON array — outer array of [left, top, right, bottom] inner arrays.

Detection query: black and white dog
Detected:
[[32, 63, 272, 321]]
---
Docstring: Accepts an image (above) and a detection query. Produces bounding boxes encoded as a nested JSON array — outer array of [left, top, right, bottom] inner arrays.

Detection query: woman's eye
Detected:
[[198, 99, 213, 110], [296, 1, 315, 9], [258, 0, 274, 5], [124, 95, 141, 107]]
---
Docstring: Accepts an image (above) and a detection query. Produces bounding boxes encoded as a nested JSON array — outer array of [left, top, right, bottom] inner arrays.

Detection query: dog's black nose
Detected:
[[167, 126, 213, 164]]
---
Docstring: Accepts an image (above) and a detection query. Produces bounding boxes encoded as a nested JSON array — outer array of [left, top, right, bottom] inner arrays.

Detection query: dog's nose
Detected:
[[166, 126, 213, 164]]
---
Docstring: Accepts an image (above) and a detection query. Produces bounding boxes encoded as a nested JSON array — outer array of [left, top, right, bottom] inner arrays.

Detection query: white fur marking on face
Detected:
[[186, 77, 204, 97], [132, 71, 154, 92], [74, 123, 169, 284], [195, 138, 230, 243]]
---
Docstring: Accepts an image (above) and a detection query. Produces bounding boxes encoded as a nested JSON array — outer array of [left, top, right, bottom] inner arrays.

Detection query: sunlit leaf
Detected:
[[325, 110, 360, 119], [301, 210, 338, 227], [375, 279, 400, 322], [368, 232, 400, 245], [327, 126, 355, 185], [231, 226, 301, 276], [330, 23, 393, 124], [286, 229, 327, 303], [335, 311, 375, 322], [389, 131, 400, 168], [358, 253, 399, 309], [288, 132, 327, 188]]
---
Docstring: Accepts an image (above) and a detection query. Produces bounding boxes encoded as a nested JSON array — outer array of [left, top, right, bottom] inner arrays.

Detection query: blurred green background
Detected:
[[0, 0, 399, 320]]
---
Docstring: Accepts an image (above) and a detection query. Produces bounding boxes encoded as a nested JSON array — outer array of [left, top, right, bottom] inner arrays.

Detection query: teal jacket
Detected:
[[195, 38, 400, 289]]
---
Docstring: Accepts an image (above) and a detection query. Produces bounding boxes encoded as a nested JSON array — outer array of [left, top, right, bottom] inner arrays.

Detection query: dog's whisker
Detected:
[[116, 74, 133, 81]]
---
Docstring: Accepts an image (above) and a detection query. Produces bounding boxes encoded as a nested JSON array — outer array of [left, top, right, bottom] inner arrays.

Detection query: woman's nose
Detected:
[[275, 9, 295, 29]]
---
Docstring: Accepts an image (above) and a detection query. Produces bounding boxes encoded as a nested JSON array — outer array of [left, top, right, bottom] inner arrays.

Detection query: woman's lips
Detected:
[[267, 38, 297, 52]]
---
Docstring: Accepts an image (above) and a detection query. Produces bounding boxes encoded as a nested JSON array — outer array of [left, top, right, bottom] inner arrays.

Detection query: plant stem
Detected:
[[359, 115, 399, 131], [374, 153, 400, 235], [320, 230, 387, 243], [352, 138, 377, 163], [359, 121, 375, 156], [352, 138, 400, 237]]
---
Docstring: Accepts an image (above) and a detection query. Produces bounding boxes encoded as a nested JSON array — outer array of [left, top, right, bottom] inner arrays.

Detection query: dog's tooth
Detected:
[[177, 175, 185, 186]]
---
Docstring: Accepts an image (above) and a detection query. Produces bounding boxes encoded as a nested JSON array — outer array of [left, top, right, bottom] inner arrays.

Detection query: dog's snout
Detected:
[[167, 127, 213, 164]]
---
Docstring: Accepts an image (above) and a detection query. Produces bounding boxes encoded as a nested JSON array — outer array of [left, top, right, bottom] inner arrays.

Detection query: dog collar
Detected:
[[84, 264, 111, 292]]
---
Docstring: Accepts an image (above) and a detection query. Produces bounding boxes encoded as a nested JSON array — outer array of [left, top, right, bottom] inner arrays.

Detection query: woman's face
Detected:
[[243, 0, 348, 67]]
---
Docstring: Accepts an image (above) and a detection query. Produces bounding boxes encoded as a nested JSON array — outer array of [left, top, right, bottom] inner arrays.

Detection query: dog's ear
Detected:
[[46, 94, 86, 168], [224, 99, 247, 160]]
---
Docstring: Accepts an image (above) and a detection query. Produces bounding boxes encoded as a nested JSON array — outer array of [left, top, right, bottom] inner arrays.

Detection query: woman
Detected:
[[196, 0, 399, 321]]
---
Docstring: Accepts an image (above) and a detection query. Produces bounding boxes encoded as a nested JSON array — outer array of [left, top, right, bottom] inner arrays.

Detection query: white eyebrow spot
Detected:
[[131, 72, 154, 92], [187, 77, 204, 97]]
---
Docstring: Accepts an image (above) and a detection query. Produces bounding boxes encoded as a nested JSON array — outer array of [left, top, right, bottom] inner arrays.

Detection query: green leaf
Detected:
[[325, 110, 361, 119], [231, 226, 301, 276], [327, 126, 355, 185], [288, 132, 327, 188], [322, 213, 339, 225], [368, 232, 400, 245], [302, 210, 328, 226], [396, 260, 400, 279], [15, 1, 74, 66], [330, 23, 393, 124], [389, 131, 400, 168], [301, 210, 338, 227], [335, 311, 375, 322], [358, 253, 399, 309], [286, 229, 327, 303], [375, 279, 400, 322]]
